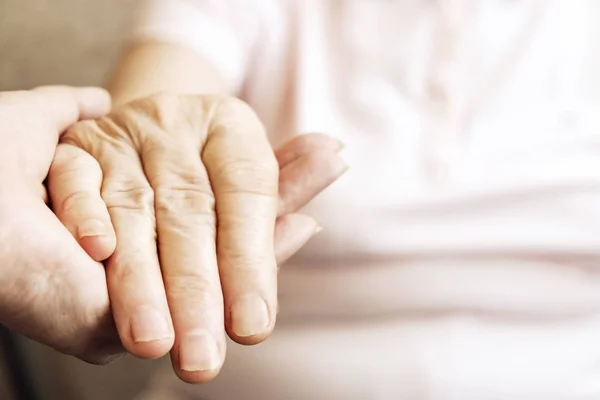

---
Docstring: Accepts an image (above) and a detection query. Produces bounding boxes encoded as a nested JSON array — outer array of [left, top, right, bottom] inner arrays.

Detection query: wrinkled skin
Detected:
[[0, 89, 345, 383]]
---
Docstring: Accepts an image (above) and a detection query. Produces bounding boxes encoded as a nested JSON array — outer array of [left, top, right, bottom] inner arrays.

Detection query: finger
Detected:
[[202, 97, 279, 345], [48, 143, 116, 262], [275, 133, 344, 168], [140, 112, 227, 382], [33, 86, 112, 122], [278, 149, 348, 216], [0, 86, 111, 181], [0, 86, 111, 132], [274, 214, 321, 264], [61, 120, 175, 360]]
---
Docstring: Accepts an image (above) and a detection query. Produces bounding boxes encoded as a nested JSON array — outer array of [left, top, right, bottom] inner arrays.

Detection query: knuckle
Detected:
[[51, 150, 100, 183], [166, 271, 215, 295], [168, 275, 221, 306], [106, 258, 138, 283], [213, 96, 263, 131], [219, 250, 276, 275], [228, 249, 274, 267], [102, 185, 155, 214], [214, 158, 278, 195], [135, 92, 181, 122], [154, 185, 216, 218], [222, 156, 277, 176], [210, 95, 263, 129], [146, 91, 180, 107], [217, 96, 250, 112], [57, 190, 96, 214], [61, 119, 98, 145], [121, 92, 196, 140], [215, 96, 254, 116], [70, 118, 97, 132]]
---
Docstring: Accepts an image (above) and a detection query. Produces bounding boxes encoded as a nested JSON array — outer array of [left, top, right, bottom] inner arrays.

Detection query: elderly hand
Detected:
[[0, 86, 123, 364], [48, 93, 346, 382]]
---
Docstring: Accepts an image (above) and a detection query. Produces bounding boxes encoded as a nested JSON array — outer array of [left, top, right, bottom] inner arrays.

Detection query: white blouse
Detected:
[[133, 1, 600, 398]]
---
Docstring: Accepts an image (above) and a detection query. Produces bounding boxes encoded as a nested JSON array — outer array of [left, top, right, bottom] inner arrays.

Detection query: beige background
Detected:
[[1, 0, 132, 90], [0, 0, 166, 399]]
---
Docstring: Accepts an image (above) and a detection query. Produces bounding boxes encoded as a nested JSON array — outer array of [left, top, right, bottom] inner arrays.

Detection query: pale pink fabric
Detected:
[[133, 1, 600, 398]]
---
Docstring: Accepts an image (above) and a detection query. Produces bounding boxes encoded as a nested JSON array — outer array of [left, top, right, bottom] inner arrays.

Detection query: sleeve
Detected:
[[131, 0, 264, 90]]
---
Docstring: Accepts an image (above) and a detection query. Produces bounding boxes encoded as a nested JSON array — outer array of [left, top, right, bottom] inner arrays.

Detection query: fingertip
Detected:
[[174, 366, 222, 384], [227, 294, 274, 344], [227, 328, 273, 346], [126, 337, 175, 360], [79, 235, 117, 262], [32, 85, 112, 121], [171, 334, 226, 383], [77, 218, 107, 238], [274, 214, 320, 264], [76, 218, 116, 261], [122, 307, 175, 359], [73, 87, 112, 119]]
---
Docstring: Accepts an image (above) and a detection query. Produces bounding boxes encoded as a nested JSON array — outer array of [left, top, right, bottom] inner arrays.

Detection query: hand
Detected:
[[0, 86, 123, 363], [48, 93, 346, 382]]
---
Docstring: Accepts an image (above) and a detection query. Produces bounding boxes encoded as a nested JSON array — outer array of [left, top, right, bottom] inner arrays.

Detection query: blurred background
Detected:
[[0, 0, 165, 398], [1, 0, 131, 90]]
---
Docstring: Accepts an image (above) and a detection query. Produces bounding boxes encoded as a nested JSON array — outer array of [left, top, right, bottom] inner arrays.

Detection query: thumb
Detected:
[[0, 86, 111, 182], [32, 86, 112, 130], [0, 86, 111, 134]]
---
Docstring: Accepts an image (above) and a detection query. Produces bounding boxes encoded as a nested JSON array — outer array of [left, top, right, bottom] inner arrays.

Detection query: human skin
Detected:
[[0, 86, 345, 384]]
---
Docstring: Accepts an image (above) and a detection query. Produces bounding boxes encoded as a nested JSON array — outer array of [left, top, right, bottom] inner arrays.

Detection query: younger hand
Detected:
[[0, 86, 122, 364]]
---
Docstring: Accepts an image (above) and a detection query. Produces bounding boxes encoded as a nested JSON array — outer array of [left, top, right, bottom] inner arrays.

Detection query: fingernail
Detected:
[[314, 225, 323, 234], [335, 139, 345, 150], [78, 219, 106, 238], [230, 294, 271, 337], [130, 308, 172, 343], [179, 330, 221, 372]]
